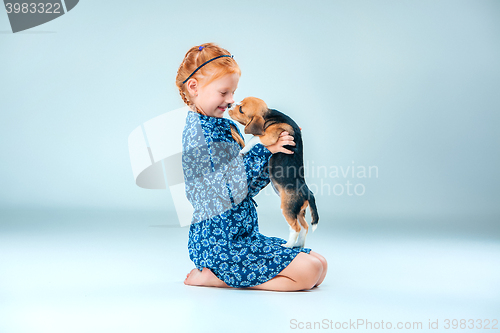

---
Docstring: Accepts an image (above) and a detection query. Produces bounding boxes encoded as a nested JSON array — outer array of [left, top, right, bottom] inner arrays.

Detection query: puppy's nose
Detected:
[[228, 103, 236, 111]]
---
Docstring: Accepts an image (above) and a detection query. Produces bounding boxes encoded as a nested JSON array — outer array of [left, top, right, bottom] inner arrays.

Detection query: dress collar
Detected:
[[188, 110, 233, 127]]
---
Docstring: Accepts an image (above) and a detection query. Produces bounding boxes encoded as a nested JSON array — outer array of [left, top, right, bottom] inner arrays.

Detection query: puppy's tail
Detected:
[[308, 192, 319, 232]]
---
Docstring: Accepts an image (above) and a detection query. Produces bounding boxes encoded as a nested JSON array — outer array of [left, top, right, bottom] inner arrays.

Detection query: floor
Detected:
[[1, 208, 499, 333]]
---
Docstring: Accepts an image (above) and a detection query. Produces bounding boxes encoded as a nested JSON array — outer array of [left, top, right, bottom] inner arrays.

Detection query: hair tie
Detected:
[[182, 54, 234, 84], [199, 46, 204, 51]]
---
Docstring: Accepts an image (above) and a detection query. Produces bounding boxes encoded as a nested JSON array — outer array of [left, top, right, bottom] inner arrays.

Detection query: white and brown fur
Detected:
[[228, 97, 319, 248]]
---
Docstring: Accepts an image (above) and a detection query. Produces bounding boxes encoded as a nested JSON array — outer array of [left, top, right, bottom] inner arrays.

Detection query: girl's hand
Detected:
[[265, 131, 295, 154]]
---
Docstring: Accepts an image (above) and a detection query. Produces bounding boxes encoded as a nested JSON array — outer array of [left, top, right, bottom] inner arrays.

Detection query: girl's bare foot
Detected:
[[184, 267, 229, 288], [184, 268, 204, 285]]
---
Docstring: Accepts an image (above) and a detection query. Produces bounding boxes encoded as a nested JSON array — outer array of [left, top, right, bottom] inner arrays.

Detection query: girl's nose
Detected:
[[226, 92, 235, 105]]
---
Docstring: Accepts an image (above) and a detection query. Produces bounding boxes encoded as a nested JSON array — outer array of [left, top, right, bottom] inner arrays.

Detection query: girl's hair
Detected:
[[176, 42, 245, 148]]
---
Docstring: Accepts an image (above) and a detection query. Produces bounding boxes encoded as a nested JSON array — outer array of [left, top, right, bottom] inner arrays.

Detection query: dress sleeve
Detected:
[[182, 114, 270, 224], [182, 116, 233, 224], [227, 121, 272, 200], [240, 143, 272, 198]]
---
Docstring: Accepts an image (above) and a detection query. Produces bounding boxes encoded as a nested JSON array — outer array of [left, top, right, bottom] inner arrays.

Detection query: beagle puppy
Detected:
[[228, 97, 319, 248]]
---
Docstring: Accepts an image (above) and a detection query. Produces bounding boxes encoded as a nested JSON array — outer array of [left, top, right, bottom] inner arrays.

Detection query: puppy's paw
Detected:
[[282, 227, 300, 248], [282, 240, 298, 248], [295, 227, 308, 248], [239, 145, 251, 155], [239, 136, 262, 155]]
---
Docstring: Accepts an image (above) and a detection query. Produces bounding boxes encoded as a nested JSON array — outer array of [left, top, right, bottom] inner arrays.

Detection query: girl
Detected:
[[176, 43, 327, 291]]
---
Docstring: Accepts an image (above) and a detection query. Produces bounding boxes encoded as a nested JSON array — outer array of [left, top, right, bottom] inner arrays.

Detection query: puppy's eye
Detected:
[[239, 106, 244, 114]]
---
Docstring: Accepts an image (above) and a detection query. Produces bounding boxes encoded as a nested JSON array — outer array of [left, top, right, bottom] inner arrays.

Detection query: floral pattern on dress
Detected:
[[182, 110, 311, 288]]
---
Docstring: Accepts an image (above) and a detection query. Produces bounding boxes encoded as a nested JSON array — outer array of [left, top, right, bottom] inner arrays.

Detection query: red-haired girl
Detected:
[[176, 43, 327, 291]]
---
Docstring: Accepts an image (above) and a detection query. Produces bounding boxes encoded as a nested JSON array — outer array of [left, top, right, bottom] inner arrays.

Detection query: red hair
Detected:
[[176, 43, 244, 148]]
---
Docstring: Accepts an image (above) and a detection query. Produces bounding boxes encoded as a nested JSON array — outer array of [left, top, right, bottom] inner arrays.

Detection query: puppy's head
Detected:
[[228, 97, 268, 135]]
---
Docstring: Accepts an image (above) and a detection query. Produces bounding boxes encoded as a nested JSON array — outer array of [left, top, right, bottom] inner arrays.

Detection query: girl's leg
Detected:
[[308, 251, 328, 287], [185, 251, 326, 291], [247, 252, 323, 291]]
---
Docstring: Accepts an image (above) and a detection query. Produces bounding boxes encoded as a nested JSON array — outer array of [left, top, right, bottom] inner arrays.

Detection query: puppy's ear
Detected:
[[245, 115, 265, 135]]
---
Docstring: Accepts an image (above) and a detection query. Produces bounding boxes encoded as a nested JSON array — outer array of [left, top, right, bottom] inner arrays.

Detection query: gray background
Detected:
[[0, 0, 498, 219], [1, 1, 499, 332]]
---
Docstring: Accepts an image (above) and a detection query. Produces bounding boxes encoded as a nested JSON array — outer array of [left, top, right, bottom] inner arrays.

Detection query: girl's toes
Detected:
[[185, 268, 201, 286], [184, 269, 194, 284]]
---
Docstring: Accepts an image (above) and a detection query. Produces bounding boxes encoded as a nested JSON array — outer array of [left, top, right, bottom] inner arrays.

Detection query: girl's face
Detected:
[[188, 73, 239, 118]]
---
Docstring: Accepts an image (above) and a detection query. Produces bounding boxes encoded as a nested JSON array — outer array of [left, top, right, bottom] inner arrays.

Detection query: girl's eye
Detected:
[[220, 92, 227, 95]]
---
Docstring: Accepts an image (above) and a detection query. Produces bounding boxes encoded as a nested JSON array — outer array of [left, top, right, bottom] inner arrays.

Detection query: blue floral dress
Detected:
[[182, 110, 311, 288]]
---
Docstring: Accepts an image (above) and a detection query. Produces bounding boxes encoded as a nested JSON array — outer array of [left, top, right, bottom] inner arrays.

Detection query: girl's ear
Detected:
[[186, 78, 198, 96], [244, 115, 265, 135]]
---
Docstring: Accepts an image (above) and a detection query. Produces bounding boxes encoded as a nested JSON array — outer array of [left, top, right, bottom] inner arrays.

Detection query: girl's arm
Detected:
[[239, 142, 272, 198]]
